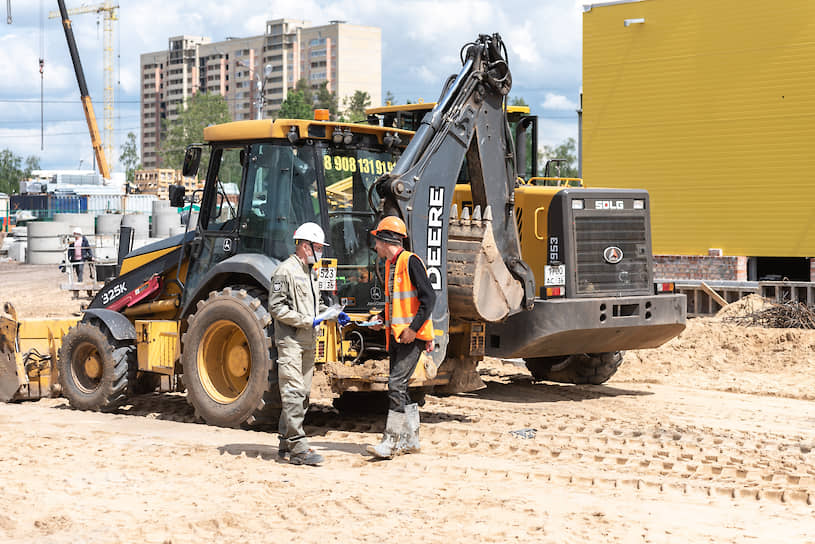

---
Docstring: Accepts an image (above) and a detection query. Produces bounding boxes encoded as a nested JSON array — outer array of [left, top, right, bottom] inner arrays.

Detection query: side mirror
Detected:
[[182, 146, 202, 178], [168, 184, 186, 208]]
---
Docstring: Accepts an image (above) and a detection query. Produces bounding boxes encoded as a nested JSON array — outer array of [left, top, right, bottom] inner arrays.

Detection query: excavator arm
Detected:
[[374, 33, 535, 364]]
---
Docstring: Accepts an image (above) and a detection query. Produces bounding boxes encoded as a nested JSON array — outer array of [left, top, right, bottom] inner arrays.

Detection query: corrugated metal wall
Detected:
[[9, 194, 157, 218], [583, 0, 815, 257]]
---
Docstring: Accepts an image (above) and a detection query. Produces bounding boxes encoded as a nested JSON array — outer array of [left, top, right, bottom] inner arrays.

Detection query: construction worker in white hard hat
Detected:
[[268, 222, 349, 466], [67, 227, 93, 283]]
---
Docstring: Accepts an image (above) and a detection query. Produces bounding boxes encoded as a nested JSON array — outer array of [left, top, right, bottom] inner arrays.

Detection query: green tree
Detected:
[[159, 93, 231, 170], [0, 149, 40, 194], [541, 137, 579, 180], [278, 89, 314, 120], [509, 96, 528, 107], [315, 82, 339, 119], [384, 90, 395, 106], [119, 132, 140, 182], [342, 90, 372, 122], [294, 79, 314, 106]]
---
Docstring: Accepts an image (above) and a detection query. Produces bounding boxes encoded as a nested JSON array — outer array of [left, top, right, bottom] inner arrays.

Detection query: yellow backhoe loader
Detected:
[[0, 33, 686, 427]]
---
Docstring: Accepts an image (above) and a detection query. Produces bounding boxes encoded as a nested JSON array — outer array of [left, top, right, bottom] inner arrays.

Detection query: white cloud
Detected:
[[538, 118, 579, 150], [542, 93, 579, 111], [1, 0, 585, 169], [0, 35, 75, 96]]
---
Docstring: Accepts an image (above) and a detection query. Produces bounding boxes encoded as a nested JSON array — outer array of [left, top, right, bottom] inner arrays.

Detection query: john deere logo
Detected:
[[603, 246, 623, 264]]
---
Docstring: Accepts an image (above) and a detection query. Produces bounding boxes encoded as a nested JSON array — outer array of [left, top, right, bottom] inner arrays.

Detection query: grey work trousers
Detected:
[[387, 339, 424, 412], [276, 336, 315, 455]]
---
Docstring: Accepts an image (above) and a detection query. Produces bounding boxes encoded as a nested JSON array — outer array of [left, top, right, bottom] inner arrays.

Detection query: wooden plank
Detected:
[[700, 281, 728, 308]]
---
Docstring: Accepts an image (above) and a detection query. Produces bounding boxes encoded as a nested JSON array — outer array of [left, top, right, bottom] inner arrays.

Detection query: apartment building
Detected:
[[140, 19, 382, 168]]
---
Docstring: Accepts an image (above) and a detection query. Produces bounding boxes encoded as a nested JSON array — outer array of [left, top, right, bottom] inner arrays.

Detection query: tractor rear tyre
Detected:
[[57, 321, 132, 411], [525, 351, 623, 385], [181, 287, 278, 428]]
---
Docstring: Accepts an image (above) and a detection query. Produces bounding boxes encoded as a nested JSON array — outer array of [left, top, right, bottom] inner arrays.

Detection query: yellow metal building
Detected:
[[582, 0, 815, 260]]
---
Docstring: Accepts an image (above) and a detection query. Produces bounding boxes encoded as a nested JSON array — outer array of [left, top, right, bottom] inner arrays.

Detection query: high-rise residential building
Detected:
[[139, 19, 382, 169]]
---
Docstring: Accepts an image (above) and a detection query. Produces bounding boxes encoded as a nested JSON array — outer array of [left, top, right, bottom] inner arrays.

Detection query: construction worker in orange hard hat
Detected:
[[367, 215, 435, 459]]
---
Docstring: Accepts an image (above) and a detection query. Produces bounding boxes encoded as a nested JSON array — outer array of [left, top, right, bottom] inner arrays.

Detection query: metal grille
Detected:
[[574, 214, 650, 295]]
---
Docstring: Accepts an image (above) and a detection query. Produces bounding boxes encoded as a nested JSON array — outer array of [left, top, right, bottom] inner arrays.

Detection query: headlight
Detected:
[[571, 199, 584, 210]]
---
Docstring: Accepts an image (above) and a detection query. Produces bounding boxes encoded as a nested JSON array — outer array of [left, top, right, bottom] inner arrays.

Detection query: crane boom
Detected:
[[56, 0, 110, 179]]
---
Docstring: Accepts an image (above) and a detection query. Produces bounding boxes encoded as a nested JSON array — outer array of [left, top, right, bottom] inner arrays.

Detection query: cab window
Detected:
[[239, 143, 320, 260], [204, 147, 242, 231]]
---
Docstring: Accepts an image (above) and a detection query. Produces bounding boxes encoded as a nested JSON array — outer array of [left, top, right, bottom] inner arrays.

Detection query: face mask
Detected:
[[306, 247, 323, 265]]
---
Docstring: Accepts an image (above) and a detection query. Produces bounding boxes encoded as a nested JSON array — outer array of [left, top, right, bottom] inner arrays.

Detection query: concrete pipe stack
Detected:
[[8, 226, 27, 262], [121, 214, 150, 241], [96, 213, 123, 235], [26, 221, 66, 265], [151, 200, 180, 238], [151, 199, 170, 215], [152, 211, 181, 238], [53, 213, 95, 237]]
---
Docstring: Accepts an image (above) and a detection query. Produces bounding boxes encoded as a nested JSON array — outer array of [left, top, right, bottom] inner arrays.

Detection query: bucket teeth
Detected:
[[461, 207, 470, 221], [483, 205, 492, 222], [473, 205, 482, 221], [450, 203, 459, 220]]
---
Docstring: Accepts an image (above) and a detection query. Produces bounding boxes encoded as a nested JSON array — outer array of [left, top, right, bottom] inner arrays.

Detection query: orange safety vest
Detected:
[[384, 249, 434, 349]]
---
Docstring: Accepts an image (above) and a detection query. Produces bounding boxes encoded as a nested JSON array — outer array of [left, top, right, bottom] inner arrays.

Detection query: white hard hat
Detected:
[[292, 222, 328, 246], [73, 227, 83, 235]]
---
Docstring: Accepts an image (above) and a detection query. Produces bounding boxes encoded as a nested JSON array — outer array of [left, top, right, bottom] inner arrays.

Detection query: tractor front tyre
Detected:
[[181, 287, 276, 428], [525, 351, 623, 385], [57, 321, 131, 411]]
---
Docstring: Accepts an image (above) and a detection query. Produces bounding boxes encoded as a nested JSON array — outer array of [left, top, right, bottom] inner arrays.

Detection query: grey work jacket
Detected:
[[268, 254, 327, 344]]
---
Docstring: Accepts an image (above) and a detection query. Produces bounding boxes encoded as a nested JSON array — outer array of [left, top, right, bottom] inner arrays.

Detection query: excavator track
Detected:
[[447, 204, 524, 322]]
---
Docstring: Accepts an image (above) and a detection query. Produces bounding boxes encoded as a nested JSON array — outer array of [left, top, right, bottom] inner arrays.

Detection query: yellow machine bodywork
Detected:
[[135, 320, 178, 375], [0, 310, 79, 401]]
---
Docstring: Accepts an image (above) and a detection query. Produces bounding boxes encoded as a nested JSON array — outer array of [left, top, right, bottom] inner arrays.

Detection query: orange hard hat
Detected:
[[371, 216, 407, 241]]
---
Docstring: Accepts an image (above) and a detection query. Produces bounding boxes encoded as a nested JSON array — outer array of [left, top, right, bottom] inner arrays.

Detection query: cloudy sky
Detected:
[[0, 0, 585, 172]]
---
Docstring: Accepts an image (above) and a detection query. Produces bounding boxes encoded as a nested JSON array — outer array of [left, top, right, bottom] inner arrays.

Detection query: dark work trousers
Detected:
[[72, 262, 85, 282], [387, 338, 424, 412]]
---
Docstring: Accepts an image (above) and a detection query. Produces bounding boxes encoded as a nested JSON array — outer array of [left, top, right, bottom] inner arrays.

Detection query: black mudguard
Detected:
[[82, 308, 137, 341], [180, 253, 281, 319]]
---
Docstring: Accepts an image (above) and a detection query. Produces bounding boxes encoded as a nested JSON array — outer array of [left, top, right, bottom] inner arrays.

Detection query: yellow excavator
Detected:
[[1, 33, 686, 427]]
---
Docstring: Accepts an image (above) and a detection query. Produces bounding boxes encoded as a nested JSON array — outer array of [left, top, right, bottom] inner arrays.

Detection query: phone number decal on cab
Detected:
[[323, 155, 395, 175]]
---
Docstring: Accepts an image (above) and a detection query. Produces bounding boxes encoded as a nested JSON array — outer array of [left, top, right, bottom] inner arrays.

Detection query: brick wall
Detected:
[[654, 254, 748, 281]]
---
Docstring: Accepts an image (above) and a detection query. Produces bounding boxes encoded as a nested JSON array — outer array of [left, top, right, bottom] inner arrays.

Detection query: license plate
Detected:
[[318, 265, 337, 291], [544, 264, 566, 286]]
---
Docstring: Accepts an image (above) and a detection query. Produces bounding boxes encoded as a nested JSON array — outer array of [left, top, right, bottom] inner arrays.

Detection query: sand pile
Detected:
[[620, 315, 815, 399]]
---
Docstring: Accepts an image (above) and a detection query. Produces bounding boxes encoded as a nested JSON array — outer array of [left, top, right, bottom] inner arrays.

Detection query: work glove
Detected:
[[337, 312, 350, 326], [312, 317, 324, 328]]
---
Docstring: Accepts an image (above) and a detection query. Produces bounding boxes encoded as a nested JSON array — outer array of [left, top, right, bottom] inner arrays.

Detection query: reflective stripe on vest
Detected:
[[384, 249, 434, 349]]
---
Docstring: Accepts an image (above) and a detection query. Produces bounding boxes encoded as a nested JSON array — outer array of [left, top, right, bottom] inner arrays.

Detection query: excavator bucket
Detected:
[[447, 205, 524, 322], [0, 302, 77, 402], [0, 303, 24, 402]]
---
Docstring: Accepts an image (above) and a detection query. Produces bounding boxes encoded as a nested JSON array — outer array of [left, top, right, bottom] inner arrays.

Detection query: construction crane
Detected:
[[50, 1, 118, 175]]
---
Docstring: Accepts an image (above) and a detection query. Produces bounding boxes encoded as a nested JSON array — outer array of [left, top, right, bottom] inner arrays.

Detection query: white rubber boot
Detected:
[[401, 403, 421, 454], [367, 410, 404, 459]]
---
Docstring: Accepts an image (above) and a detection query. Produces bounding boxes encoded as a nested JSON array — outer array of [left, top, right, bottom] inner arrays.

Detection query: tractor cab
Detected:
[[175, 116, 414, 315]]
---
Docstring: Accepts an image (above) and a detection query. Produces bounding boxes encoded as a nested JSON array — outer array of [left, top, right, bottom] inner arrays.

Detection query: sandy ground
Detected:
[[1, 263, 815, 543]]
